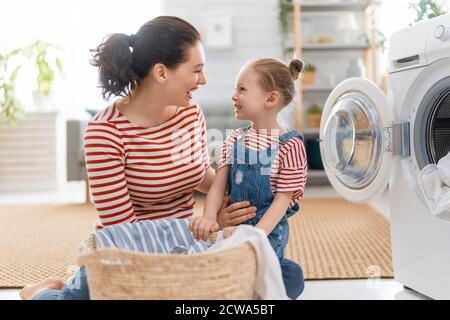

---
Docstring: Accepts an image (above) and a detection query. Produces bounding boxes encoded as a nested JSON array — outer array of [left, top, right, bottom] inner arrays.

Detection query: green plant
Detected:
[[23, 40, 62, 96], [0, 40, 61, 124], [409, 0, 447, 23], [278, 0, 292, 42], [307, 104, 322, 114], [304, 63, 316, 73], [0, 47, 24, 124]]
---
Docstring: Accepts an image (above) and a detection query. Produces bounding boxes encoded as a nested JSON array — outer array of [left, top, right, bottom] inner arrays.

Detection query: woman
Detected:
[[20, 16, 257, 300]]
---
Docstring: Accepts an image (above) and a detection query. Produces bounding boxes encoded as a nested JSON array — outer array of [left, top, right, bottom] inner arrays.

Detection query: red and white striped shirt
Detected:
[[84, 103, 210, 229], [217, 126, 308, 207]]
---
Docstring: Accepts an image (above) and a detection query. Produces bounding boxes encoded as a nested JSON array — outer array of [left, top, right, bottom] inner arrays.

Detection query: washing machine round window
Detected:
[[413, 76, 450, 169], [428, 88, 450, 162], [320, 77, 392, 203], [322, 92, 383, 190]]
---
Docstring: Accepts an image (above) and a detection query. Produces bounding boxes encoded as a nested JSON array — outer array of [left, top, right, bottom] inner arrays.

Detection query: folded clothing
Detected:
[[93, 218, 210, 254]]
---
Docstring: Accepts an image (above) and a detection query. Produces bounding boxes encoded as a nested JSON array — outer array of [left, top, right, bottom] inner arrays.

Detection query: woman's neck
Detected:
[[116, 83, 178, 128]]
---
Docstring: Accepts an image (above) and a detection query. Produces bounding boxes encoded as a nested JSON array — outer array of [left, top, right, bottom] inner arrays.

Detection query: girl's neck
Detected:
[[251, 117, 286, 135]]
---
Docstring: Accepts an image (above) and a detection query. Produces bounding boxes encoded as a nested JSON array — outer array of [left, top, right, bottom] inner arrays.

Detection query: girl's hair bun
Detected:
[[288, 59, 304, 80]]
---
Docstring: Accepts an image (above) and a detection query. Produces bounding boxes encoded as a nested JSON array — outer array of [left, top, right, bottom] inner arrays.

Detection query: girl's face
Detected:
[[166, 41, 207, 107], [232, 66, 270, 121]]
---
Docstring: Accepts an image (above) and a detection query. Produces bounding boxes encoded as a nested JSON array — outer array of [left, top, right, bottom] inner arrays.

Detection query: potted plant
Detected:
[[302, 63, 316, 86], [0, 47, 25, 124], [23, 40, 62, 110], [278, 0, 293, 45], [307, 104, 322, 128], [409, 0, 447, 23], [0, 40, 62, 124]]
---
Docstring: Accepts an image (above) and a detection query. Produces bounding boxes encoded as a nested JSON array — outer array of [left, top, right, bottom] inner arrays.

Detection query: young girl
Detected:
[[190, 58, 307, 299]]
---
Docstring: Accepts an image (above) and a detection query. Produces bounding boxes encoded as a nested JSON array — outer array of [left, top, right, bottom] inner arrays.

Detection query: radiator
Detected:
[[0, 112, 65, 192]]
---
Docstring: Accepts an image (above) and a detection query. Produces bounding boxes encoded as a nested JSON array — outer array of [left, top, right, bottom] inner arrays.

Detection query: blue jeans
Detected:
[[33, 266, 90, 300], [281, 258, 305, 299], [227, 126, 305, 300]]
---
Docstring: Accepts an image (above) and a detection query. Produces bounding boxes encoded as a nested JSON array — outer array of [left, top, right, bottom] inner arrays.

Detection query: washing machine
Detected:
[[319, 13, 450, 299]]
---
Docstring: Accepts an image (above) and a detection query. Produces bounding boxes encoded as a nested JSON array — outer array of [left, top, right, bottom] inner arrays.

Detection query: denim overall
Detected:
[[227, 126, 305, 299]]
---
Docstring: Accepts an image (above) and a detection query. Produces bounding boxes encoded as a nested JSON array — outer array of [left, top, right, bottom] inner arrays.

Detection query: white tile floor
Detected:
[[0, 183, 431, 300]]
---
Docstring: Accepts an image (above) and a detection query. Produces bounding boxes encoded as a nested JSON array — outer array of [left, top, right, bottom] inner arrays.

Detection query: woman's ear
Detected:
[[152, 63, 168, 83], [265, 91, 281, 108]]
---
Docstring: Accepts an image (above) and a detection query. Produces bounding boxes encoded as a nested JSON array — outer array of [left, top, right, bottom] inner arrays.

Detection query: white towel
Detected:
[[209, 225, 289, 300], [419, 151, 450, 219]]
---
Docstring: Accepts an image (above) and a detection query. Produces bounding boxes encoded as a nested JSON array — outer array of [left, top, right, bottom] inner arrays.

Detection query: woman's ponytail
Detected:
[[90, 33, 139, 100]]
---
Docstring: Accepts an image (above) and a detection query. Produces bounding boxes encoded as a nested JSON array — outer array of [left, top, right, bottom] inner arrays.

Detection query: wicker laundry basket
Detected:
[[77, 234, 258, 300]]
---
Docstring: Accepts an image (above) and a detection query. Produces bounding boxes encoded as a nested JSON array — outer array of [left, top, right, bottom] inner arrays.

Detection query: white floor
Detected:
[[0, 279, 431, 300], [0, 183, 431, 300]]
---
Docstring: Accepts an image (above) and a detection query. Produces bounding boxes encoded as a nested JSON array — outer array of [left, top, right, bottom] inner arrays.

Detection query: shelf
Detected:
[[291, 0, 378, 136], [303, 86, 334, 92], [295, 0, 371, 11], [302, 43, 371, 51]]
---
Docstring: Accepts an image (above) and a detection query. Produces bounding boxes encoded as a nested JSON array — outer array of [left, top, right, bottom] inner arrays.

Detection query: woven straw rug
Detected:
[[0, 204, 98, 288], [285, 198, 393, 280], [0, 198, 393, 288]]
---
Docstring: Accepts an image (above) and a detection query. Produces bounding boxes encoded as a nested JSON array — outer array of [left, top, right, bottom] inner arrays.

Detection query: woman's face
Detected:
[[166, 41, 207, 107]]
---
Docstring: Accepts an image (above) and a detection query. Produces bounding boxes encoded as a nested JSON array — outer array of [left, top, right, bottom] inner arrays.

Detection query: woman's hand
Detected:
[[189, 217, 220, 241], [217, 196, 257, 228]]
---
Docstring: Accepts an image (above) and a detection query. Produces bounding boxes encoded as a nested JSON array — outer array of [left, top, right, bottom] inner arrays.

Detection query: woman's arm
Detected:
[[84, 120, 137, 229], [255, 192, 293, 235], [195, 167, 215, 194]]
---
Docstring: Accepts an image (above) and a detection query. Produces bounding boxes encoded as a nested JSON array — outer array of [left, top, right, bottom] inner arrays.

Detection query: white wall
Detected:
[[163, 0, 291, 130]]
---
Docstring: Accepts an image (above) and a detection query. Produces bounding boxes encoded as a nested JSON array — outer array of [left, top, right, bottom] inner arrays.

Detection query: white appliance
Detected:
[[319, 13, 450, 299]]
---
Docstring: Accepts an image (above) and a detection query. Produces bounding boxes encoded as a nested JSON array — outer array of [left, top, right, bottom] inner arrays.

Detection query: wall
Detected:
[[163, 0, 291, 132]]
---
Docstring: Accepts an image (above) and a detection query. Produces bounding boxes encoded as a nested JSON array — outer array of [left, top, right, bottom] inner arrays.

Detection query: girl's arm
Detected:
[[190, 166, 228, 240], [202, 166, 229, 220], [255, 191, 294, 235], [195, 167, 216, 194]]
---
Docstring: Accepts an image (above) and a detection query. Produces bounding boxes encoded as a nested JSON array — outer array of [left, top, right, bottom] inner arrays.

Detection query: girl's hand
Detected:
[[189, 217, 220, 241], [223, 226, 237, 239], [217, 196, 257, 228]]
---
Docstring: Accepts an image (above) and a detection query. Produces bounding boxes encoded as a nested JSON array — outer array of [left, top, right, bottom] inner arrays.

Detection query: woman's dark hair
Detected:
[[90, 16, 201, 100]]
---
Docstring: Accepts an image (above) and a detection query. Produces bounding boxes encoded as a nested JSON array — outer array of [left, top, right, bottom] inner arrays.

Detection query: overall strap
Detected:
[[235, 125, 252, 145], [279, 130, 304, 143]]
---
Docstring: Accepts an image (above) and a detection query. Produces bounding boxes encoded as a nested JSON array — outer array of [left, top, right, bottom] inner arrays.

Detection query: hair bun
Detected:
[[127, 34, 136, 47], [288, 59, 304, 80]]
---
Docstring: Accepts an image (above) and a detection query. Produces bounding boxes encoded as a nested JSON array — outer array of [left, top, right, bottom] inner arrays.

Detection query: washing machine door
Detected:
[[320, 78, 393, 203]]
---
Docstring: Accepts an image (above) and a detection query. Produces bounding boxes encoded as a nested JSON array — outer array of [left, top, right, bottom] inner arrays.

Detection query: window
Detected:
[[1, 0, 162, 116]]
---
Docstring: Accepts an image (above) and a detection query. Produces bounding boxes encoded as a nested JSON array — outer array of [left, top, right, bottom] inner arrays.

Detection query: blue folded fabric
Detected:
[[93, 218, 210, 254]]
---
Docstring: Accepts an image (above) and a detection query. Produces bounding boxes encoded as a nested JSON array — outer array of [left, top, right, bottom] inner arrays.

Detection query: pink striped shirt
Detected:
[[217, 126, 308, 207], [84, 103, 210, 229]]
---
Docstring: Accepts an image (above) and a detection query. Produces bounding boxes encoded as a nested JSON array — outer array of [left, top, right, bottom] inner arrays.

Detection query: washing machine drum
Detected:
[[426, 88, 450, 163]]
